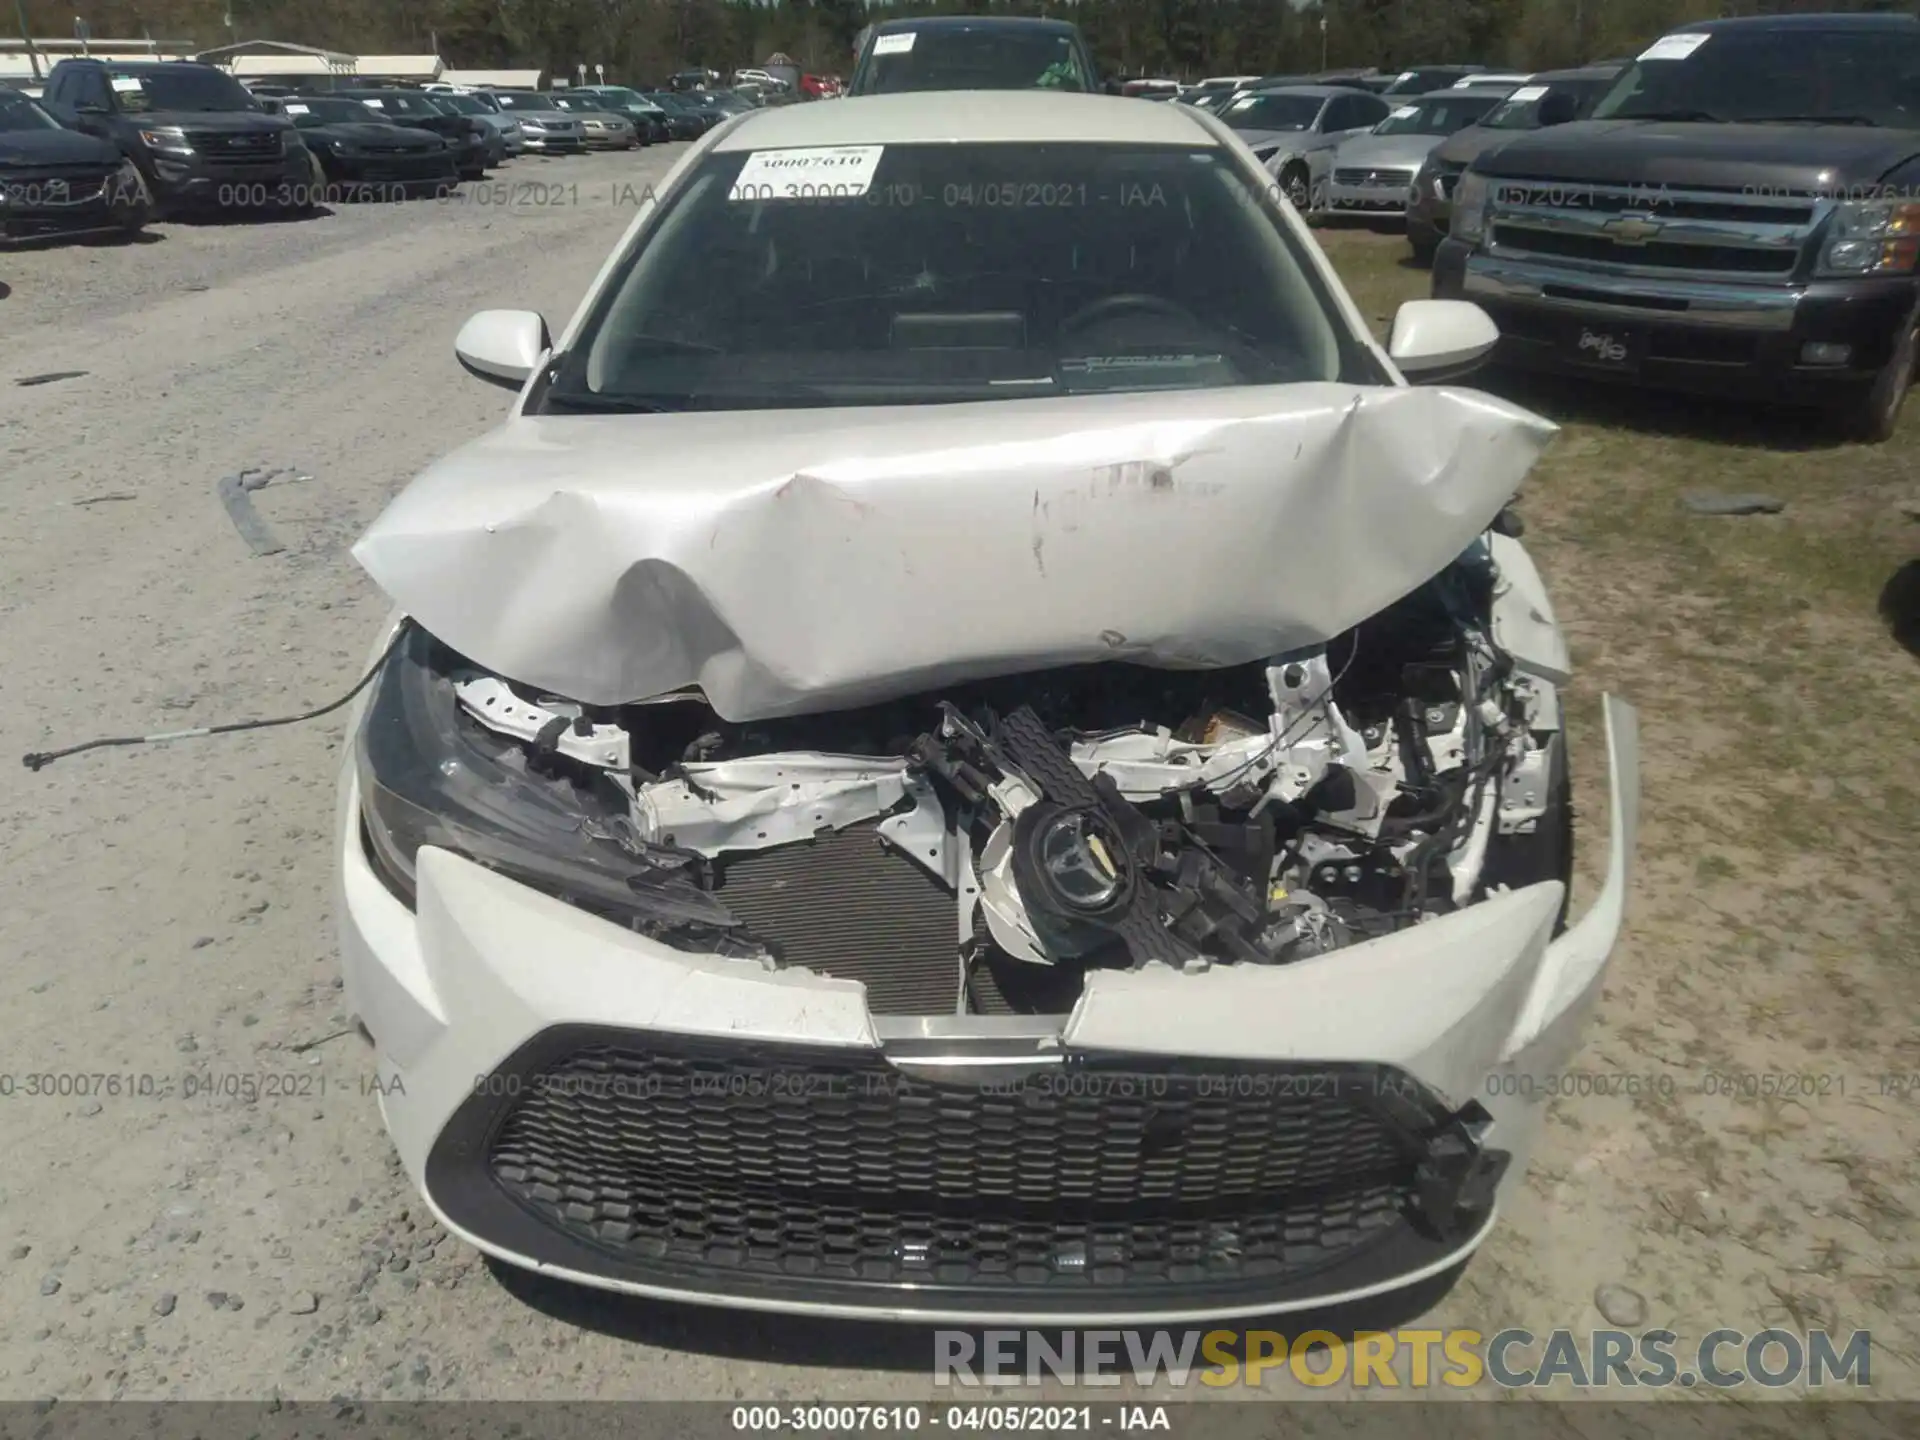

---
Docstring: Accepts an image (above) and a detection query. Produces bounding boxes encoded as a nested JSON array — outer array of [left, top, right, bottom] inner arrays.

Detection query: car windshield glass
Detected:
[[491, 92, 548, 111], [105, 67, 256, 113], [284, 97, 378, 125], [645, 94, 688, 111], [1591, 27, 1920, 126], [433, 95, 487, 115], [1479, 78, 1607, 130], [1221, 93, 1324, 131], [0, 88, 59, 130], [859, 28, 1092, 94], [1374, 93, 1501, 136], [345, 92, 437, 117], [545, 141, 1369, 415]]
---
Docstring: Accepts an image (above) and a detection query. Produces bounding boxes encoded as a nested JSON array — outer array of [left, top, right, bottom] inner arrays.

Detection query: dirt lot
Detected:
[[1, 164, 1916, 1402]]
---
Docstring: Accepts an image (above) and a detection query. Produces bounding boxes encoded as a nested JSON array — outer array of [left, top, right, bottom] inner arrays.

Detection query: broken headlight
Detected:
[[355, 623, 731, 936]]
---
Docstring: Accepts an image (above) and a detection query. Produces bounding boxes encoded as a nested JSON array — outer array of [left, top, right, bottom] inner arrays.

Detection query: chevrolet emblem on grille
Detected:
[[1602, 214, 1663, 245]]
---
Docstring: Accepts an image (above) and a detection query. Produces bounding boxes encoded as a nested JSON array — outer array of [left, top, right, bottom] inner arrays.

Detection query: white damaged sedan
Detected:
[[339, 92, 1638, 1323]]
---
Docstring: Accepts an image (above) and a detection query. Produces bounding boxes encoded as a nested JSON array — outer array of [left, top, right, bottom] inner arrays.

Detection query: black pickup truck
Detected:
[[1433, 12, 1920, 441]]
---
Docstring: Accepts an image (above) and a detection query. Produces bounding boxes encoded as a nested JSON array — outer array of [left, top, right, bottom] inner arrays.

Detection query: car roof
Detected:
[[872, 15, 1079, 34], [712, 91, 1217, 152], [1530, 65, 1622, 83], [1234, 85, 1356, 100], [69, 59, 217, 71], [1679, 12, 1918, 32]]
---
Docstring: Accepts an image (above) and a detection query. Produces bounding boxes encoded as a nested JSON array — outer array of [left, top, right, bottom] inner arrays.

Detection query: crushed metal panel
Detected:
[[353, 383, 1556, 720]]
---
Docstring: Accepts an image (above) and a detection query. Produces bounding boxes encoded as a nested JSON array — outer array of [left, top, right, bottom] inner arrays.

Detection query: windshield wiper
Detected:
[[543, 391, 686, 414], [1743, 114, 1879, 127], [1617, 108, 1724, 123]]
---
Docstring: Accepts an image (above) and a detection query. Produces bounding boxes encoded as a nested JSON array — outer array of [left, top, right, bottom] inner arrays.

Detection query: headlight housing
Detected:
[[357, 624, 744, 948], [1451, 170, 1491, 244], [1818, 200, 1920, 277], [137, 126, 193, 156]]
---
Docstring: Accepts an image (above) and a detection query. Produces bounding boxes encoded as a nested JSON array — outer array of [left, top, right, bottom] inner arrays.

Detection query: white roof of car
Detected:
[[711, 91, 1219, 152]]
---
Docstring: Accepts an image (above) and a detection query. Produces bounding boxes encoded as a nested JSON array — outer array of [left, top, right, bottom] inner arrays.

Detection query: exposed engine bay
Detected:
[[389, 538, 1565, 1019]]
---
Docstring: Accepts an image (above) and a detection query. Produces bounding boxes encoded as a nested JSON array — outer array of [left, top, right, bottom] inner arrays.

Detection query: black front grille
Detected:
[[188, 130, 282, 157], [427, 1028, 1479, 1314], [712, 821, 959, 1016], [1492, 224, 1796, 274], [1334, 167, 1413, 187]]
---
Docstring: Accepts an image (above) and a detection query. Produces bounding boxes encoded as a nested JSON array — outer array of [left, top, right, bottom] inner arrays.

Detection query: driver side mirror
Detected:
[[1536, 91, 1578, 127], [455, 309, 551, 389], [1387, 299, 1499, 382]]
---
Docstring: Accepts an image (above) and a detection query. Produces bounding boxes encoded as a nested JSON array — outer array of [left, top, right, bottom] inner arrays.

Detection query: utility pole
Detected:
[[14, 0, 43, 79], [1320, 15, 1328, 71]]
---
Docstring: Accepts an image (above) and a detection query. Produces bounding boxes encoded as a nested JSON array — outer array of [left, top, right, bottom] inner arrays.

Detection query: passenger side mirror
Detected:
[[1536, 91, 1578, 127], [1386, 299, 1500, 382], [455, 309, 551, 389]]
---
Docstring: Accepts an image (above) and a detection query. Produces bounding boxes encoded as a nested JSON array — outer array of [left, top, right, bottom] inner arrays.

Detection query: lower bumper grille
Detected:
[[427, 1028, 1490, 1315]]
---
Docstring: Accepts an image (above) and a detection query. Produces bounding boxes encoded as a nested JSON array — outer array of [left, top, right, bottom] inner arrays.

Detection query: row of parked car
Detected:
[[0, 56, 772, 245]]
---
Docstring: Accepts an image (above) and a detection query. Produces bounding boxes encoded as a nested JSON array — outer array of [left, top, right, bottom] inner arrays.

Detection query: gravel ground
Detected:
[[0, 150, 1909, 1407]]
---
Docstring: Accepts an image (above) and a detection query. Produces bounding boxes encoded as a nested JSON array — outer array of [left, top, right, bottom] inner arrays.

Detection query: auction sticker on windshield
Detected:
[[1639, 33, 1709, 62], [730, 146, 885, 202], [285, 103, 311, 115], [872, 32, 916, 56], [109, 76, 143, 93], [1506, 85, 1548, 103], [1390, 105, 1418, 119]]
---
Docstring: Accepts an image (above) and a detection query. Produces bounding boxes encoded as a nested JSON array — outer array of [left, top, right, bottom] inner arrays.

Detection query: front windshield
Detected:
[[0, 88, 59, 131], [859, 28, 1092, 94], [491, 91, 550, 112], [283, 97, 381, 126], [1221, 93, 1325, 132], [1374, 92, 1503, 136], [1478, 78, 1608, 130], [433, 94, 488, 115], [106, 67, 258, 113], [545, 141, 1369, 415], [345, 92, 438, 117], [1591, 26, 1920, 125]]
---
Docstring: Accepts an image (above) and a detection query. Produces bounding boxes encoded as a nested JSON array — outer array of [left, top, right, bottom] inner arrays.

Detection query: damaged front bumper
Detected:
[[335, 693, 1638, 1324]]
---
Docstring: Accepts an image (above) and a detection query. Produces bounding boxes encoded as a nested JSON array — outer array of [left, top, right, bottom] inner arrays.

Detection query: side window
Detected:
[[1355, 95, 1388, 129], [80, 69, 115, 111], [1323, 97, 1360, 131]]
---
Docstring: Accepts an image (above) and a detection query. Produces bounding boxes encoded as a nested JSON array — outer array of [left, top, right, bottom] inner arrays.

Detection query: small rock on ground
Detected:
[[1595, 1282, 1649, 1327]]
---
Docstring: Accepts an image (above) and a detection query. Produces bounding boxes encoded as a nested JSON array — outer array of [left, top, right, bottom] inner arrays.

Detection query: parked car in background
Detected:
[[1322, 85, 1516, 220], [1454, 72, 1532, 90], [0, 80, 151, 242], [426, 90, 525, 158], [39, 59, 316, 219], [1381, 66, 1486, 97], [1435, 11, 1920, 442], [334, 89, 489, 181], [1406, 65, 1621, 263], [1218, 85, 1391, 210], [669, 69, 719, 92], [568, 86, 669, 143], [545, 95, 639, 150], [1122, 78, 1180, 100], [642, 92, 719, 138], [849, 15, 1101, 96], [483, 91, 588, 154], [265, 94, 458, 198], [1178, 75, 1262, 110]]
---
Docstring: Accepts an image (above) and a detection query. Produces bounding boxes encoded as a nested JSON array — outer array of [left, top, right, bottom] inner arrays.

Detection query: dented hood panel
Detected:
[[352, 384, 1555, 720]]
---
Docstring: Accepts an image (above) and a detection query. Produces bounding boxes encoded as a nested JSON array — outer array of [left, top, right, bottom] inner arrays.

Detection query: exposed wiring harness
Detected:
[[21, 625, 411, 773]]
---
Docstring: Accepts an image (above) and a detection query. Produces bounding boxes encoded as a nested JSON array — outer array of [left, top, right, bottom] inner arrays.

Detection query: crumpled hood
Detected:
[[352, 384, 1556, 721]]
